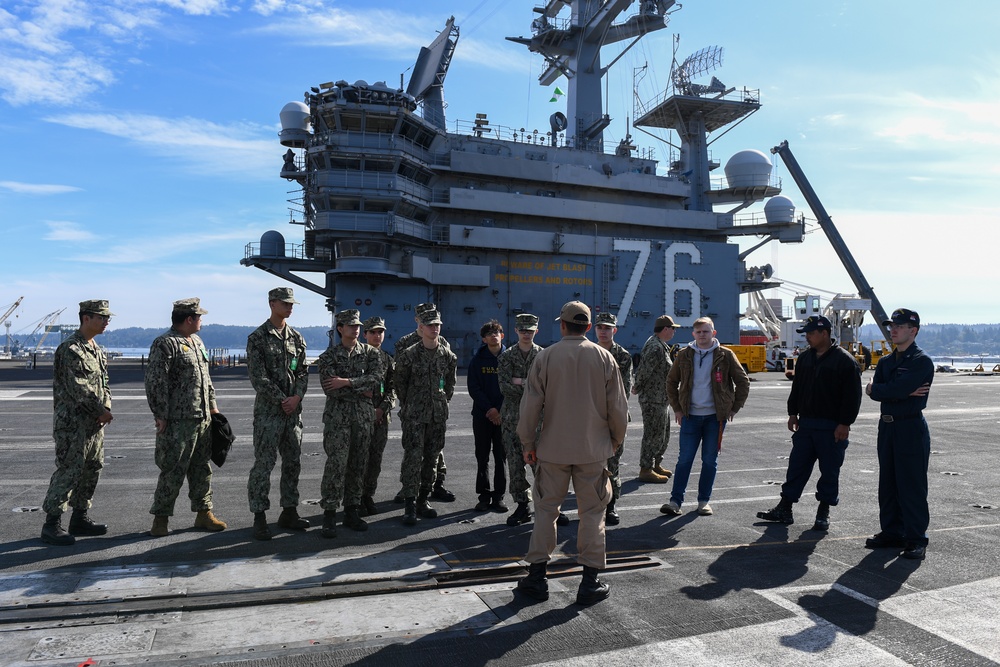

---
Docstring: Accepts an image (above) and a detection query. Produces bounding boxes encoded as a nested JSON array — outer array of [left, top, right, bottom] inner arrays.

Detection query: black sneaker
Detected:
[[811, 515, 830, 532], [756, 505, 794, 525], [901, 543, 926, 560], [490, 499, 509, 513], [474, 499, 491, 512]]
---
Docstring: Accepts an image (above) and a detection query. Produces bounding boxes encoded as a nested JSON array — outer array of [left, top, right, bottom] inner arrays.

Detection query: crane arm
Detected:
[[770, 141, 892, 339]]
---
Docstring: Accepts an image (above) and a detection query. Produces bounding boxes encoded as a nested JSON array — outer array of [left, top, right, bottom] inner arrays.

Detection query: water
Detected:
[[932, 356, 999, 370]]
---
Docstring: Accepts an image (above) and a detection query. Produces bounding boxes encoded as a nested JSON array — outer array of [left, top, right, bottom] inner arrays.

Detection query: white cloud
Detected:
[[0, 0, 230, 106], [0, 180, 82, 194], [44, 221, 97, 242], [45, 112, 277, 178], [68, 228, 259, 264]]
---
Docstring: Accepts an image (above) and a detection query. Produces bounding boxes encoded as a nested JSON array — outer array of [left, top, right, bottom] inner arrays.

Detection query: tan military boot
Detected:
[[652, 464, 673, 479], [150, 515, 169, 537], [638, 467, 668, 483], [194, 510, 226, 531]]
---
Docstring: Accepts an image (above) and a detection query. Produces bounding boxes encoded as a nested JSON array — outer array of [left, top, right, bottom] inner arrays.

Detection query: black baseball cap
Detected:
[[796, 315, 832, 334], [882, 308, 920, 327]]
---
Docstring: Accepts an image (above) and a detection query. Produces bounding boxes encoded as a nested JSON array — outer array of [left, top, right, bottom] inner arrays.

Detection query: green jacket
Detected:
[[145, 329, 217, 421], [666, 344, 750, 422], [246, 320, 308, 414]]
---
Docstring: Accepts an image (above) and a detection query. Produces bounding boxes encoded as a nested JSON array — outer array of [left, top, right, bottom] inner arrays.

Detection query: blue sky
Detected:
[[1, 0, 996, 332]]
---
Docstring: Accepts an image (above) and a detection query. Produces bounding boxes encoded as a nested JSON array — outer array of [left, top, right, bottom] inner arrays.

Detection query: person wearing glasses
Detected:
[[864, 308, 933, 560], [756, 315, 862, 531], [40, 300, 115, 546], [146, 298, 227, 537]]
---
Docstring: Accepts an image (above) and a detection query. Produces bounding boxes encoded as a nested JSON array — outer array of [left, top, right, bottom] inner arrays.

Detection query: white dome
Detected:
[[764, 195, 796, 224], [279, 101, 310, 131], [724, 149, 772, 187]]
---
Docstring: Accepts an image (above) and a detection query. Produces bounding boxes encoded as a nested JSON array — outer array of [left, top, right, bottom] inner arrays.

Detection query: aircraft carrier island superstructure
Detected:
[[242, 0, 805, 357]]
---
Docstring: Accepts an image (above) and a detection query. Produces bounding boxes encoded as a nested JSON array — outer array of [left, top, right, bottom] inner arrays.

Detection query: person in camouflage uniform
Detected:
[[358, 315, 395, 516], [316, 309, 384, 538], [498, 313, 544, 527], [393, 302, 454, 503], [246, 287, 310, 541], [40, 300, 115, 546], [633, 315, 681, 484], [593, 312, 633, 526], [394, 308, 457, 526], [146, 298, 227, 537]]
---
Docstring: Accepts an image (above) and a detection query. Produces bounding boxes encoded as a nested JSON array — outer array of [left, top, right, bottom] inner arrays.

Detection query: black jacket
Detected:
[[787, 344, 862, 425]]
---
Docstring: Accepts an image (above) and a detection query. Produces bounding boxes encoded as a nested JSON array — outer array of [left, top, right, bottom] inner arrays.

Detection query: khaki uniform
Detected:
[[146, 329, 218, 516], [42, 331, 111, 515], [246, 320, 308, 513]]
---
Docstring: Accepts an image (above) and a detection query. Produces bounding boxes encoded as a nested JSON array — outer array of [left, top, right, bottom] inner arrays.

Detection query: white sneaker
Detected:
[[660, 501, 681, 516], [697, 502, 713, 516]]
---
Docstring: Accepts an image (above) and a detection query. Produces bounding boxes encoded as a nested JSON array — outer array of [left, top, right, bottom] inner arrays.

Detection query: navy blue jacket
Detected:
[[468, 343, 505, 418], [869, 343, 934, 416]]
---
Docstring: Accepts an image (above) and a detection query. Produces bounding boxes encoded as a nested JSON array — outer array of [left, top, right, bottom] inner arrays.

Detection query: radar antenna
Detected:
[[670, 42, 724, 96]]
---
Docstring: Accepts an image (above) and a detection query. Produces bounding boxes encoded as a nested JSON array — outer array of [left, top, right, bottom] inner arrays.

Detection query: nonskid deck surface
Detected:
[[1, 364, 998, 666]]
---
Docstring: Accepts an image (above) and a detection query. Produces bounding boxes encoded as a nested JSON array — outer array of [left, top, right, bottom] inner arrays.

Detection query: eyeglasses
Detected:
[[87, 314, 111, 322]]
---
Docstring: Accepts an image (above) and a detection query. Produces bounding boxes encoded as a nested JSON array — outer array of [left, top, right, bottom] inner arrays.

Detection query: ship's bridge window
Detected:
[[335, 241, 390, 259], [364, 199, 395, 213], [367, 115, 397, 134], [331, 157, 362, 170], [340, 113, 363, 132], [366, 158, 394, 172]]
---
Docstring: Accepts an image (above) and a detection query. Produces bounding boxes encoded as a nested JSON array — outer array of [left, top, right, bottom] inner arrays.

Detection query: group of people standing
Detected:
[[38, 292, 934, 597]]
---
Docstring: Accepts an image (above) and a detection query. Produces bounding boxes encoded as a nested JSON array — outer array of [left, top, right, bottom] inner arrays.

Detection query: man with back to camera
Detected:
[[40, 299, 115, 546], [633, 315, 681, 483], [358, 315, 395, 516], [393, 303, 455, 503], [593, 312, 632, 526], [468, 319, 508, 513], [498, 313, 544, 526], [864, 308, 933, 560], [246, 287, 310, 541], [756, 315, 862, 531], [146, 298, 227, 537], [316, 309, 383, 538], [394, 307, 458, 526], [514, 301, 629, 606]]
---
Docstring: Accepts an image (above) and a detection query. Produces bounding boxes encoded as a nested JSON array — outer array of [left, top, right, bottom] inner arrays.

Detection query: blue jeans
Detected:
[[670, 414, 721, 506]]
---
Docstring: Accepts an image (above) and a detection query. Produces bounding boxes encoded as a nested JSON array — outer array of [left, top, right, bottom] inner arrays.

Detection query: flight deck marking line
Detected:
[[757, 580, 1000, 663]]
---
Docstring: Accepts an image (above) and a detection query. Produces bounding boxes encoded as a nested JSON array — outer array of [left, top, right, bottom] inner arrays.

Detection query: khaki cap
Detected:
[[556, 301, 591, 325]]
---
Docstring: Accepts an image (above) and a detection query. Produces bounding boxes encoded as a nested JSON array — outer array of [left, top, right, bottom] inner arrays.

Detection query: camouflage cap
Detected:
[[415, 302, 437, 316], [555, 301, 591, 325], [595, 312, 617, 327], [515, 313, 539, 331], [268, 286, 300, 304], [79, 300, 114, 317], [418, 309, 443, 325], [172, 298, 208, 316], [363, 316, 386, 331], [335, 309, 363, 326]]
